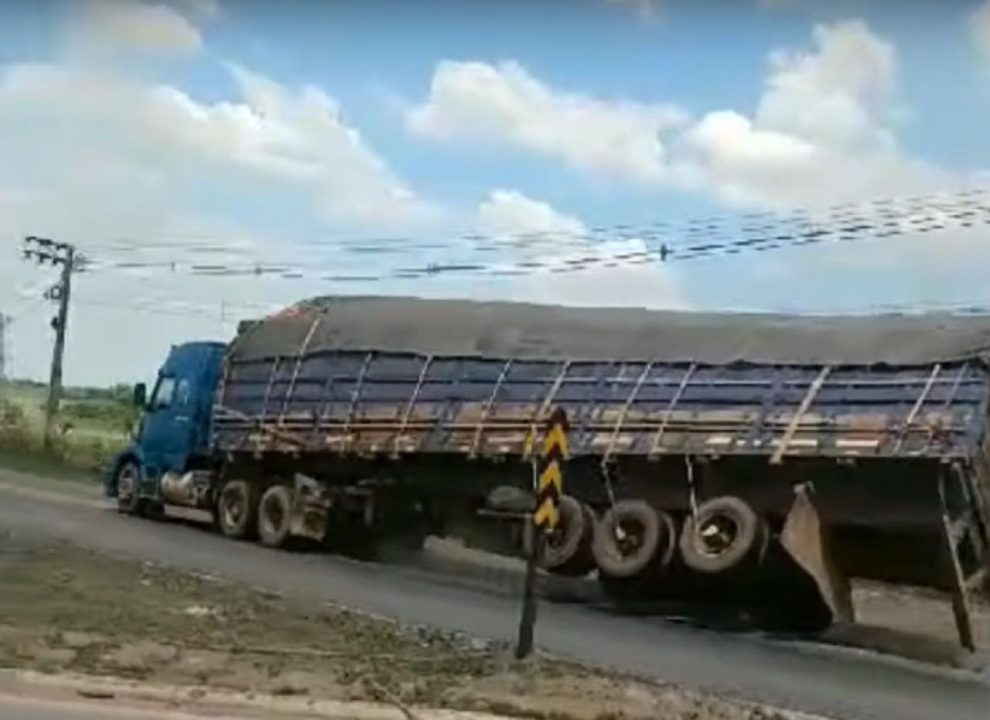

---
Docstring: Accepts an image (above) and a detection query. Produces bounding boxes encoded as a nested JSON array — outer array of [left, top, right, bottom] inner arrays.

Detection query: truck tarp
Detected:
[[230, 296, 990, 366]]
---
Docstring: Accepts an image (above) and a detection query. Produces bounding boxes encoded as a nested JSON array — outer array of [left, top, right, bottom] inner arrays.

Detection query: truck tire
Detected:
[[679, 496, 765, 575], [524, 496, 596, 576], [257, 484, 293, 548], [592, 500, 674, 579], [115, 460, 142, 515], [217, 479, 258, 540]]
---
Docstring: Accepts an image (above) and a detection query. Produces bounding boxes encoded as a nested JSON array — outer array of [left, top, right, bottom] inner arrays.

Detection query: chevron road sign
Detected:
[[533, 408, 569, 531], [516, 407, 570, 659]]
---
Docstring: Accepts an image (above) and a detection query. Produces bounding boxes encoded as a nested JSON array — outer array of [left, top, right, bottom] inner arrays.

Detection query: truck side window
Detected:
[[151, 376, 176, 410]]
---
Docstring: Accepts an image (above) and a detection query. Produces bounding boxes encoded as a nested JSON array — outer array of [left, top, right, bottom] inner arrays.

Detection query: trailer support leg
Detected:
[[780, 482, 855, 625], [943, 514, 975, 651], [937, 468, 976, 652]]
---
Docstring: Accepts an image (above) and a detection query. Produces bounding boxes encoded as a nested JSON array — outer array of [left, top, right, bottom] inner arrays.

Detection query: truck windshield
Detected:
[[150, 376, 176, 410]]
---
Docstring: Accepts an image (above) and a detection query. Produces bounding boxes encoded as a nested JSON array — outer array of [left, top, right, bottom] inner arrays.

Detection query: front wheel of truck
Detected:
[[115, 461, 142, 515]]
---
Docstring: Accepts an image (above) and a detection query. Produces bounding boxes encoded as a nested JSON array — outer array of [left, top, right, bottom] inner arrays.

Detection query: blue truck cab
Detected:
[[105, 341, 226, 509]]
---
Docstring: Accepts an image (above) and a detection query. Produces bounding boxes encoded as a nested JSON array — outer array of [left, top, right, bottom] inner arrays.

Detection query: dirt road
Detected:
[[0, 471, 987, 720]]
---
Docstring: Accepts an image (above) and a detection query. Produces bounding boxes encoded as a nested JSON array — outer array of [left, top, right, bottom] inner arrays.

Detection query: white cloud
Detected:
[[469, 190, 684, 310], [0, 62, 435, 230], [179, 0, 220, 19], [681, 20, 952, 208], [476, 189, 585, 238], [68, 1, 205, 57], [973, 1, 990, 62], [407, 60, 686, 184], [0, 58, 441, 384], [410, 22, 960, 211], [757, 0, 802, 8], [604, 0, 661, 20]]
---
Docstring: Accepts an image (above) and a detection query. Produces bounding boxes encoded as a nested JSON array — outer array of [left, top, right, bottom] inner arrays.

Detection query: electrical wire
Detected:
[[70, 185, 990, 282]]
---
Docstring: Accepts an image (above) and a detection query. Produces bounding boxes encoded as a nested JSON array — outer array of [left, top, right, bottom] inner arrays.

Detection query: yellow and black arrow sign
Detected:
[[533, 407, 569, 532]]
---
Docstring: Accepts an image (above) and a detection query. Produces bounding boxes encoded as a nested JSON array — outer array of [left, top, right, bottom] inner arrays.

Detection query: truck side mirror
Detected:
[[133, 382, 147, 408]]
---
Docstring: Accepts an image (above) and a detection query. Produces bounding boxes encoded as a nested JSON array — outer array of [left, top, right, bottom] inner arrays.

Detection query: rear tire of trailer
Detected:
[[217, 479, 258, 540], [257, 484, 293, 549], [524, 496, 596, 577], [679, 496, 765, 575], [593, 500, 675, 579]]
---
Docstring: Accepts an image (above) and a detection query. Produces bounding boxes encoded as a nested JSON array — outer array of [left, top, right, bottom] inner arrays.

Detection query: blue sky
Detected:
[[1, 0, 989, 384]]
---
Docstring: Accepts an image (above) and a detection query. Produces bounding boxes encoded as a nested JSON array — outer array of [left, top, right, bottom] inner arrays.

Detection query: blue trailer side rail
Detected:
[[213, 352, 989, 464]]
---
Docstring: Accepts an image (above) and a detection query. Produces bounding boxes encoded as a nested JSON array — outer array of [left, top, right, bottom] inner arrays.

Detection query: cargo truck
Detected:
[[106, 296, 990, 646]]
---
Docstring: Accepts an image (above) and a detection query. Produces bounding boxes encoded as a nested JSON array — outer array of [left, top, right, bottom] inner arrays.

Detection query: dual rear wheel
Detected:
[[215, 479, 293, 548]]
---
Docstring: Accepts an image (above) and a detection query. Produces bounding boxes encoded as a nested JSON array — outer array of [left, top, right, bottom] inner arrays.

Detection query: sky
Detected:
[[1, 0, 989, 386]]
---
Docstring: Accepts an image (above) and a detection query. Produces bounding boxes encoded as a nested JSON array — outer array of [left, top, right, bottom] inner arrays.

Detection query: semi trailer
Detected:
[[106, 296, 990, 645]]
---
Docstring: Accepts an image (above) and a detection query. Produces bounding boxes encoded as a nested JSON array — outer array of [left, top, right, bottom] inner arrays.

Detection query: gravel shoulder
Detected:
[[0, 532, 816, 720]]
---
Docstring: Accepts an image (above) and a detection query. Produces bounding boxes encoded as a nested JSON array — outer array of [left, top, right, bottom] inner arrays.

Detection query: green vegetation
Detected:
[[0, 379, 136, 479]]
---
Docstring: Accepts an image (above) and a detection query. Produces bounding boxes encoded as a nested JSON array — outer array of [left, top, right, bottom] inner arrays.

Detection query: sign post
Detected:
[[516, 407, 569, 659]]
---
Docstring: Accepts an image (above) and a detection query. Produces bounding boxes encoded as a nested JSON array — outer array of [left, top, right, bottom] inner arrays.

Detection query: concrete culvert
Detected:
[[258, 484, 293, 548], [679, 495, 766, 575], [593, 500, 674, 579], [216, 479, 258, 540]]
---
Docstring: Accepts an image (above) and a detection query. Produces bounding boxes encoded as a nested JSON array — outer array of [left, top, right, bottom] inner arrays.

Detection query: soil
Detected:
[[0, 531, 819, 720]]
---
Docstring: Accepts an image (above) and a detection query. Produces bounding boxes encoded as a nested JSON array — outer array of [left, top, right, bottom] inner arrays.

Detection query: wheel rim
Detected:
[[697, 514, 738, 557], [118, 465, 137, 501], [613, 518, 645, 557], [222, 490, 243, 528], [262, 495, 284, 535]]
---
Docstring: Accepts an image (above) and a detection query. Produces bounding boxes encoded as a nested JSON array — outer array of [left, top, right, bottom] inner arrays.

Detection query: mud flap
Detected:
[[289, 473, 331, 542], [780, 482, 855, 626]]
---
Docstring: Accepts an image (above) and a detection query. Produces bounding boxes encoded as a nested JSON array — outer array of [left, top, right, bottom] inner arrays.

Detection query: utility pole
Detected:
[[21, 236, 80, 450], [0, 313, 9, 381]]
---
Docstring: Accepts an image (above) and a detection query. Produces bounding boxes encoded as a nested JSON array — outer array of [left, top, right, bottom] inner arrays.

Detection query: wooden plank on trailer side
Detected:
[[523, 360, 571, 458], [279, 315, 323, 425], [603, 361, 655, 464], [648, 363, 697, 459], [892, 363, 941, 455], [392, 355, 433, 457], [770, 365, 831, 465], [469, 359, 513, 458], [342, 352, 374, 452]]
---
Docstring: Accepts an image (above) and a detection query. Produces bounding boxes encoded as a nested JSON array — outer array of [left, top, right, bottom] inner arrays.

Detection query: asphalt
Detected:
[[0, 478, 987, 720], [0, 695, 197, 720]]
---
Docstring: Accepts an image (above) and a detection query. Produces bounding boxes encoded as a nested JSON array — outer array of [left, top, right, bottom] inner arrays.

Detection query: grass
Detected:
[[0, 380, 132, 480]]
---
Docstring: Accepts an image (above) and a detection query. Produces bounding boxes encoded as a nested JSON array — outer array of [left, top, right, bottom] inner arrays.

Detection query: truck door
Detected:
[[140, 372, 196, 480]]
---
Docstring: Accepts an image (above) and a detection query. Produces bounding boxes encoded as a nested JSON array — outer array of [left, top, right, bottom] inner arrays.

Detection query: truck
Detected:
[[106, 295, 990, 646]]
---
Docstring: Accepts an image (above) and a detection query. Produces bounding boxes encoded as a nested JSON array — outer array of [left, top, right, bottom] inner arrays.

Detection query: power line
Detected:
[[81, 185, 990, 261], [72, 185, 990, 282]]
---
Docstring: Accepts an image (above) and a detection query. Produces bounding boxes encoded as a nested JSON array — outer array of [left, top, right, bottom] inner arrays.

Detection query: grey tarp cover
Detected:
[[230, 296, 990, 366]]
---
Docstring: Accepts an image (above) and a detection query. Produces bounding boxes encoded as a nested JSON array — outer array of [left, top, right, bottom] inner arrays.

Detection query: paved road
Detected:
[[0, 478, 987, 720], [0, 695, 239, 720]]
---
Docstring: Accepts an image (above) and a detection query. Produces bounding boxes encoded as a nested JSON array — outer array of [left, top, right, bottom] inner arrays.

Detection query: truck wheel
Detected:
[[257, 484, 293, 549], [592, 500, 674, 579], [680, 496, 765, 575], [217, 479, 257, 540], [115, 461, 142, 515], [525, 496, 596, 576]]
